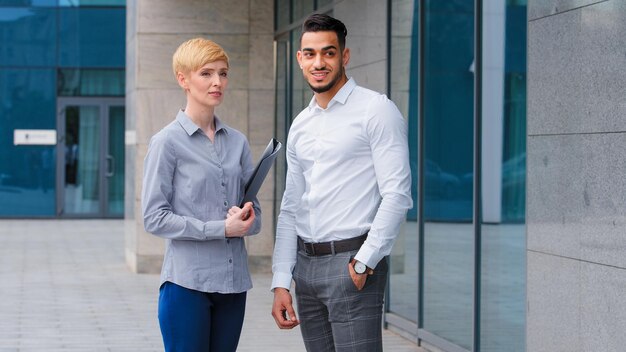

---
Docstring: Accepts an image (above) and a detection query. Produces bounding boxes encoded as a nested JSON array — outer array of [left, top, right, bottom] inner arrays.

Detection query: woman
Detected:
[[142, 38, 261, 351]]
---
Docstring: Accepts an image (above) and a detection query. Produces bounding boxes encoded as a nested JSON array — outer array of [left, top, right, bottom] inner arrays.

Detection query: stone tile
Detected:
[[580, 262, 626, 352], [248, 34, 275, 90], [345, 34, 387, 70], [250, 0, 274, 34], [124, 144, 136, 219], [248, 89, 276, 145], [126, 34, 137, 95], [346, 60, 387, 94], [526, 251, 581, 352], [390, 36, 412, 94], [216, 89, 249, 134], [528, 0, 626, 135], [527, 133, 626, 268], [528, 0, 605, 21], [245, 199, 275, 257], [137, 0, 249, 35], [135, 88, 185, 145], [335, 0, 387, 38], [334, 1, 387, 69], [391, 0, 415, 37]]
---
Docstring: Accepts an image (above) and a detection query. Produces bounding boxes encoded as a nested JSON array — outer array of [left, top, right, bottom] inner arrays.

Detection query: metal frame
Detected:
[[472, 2, 483, 351], [56, 97, 124, 218]]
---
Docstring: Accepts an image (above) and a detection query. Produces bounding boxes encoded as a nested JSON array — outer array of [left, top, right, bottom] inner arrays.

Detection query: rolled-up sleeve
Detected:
[[142, 132, 226, 241]]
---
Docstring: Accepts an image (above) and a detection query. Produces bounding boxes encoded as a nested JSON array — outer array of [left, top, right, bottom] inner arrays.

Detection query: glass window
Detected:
[[0, 1, 56, 6], [274, 33, 289, 213], [317, 0, 333, 8], [107, 105, 125, 216], [422, 0, 475, 349], [290, 28, 312, 119], [0, 8, 56, 66], [479, 1, 526, 351], [388, 0, 418, 324], [276, 0, 290, 30], [293, 0, 314, 22], [58, 8, 125, 67], [58, 69, 125, 96], [58, 0, 125, 6], [0, 69, 56, 216]]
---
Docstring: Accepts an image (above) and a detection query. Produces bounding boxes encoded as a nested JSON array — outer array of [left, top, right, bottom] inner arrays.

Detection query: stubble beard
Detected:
[[307, 65, 345, 94]]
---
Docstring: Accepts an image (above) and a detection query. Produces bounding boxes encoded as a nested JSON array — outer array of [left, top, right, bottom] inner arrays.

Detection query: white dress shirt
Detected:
[[271, 78, 413, 290]]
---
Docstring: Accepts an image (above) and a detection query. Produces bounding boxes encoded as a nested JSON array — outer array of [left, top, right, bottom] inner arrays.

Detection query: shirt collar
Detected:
[[176, 109, 229, 136], [308, 77, 357, 111]]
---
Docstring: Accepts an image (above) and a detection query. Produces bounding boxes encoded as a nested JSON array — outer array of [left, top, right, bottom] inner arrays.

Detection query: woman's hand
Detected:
[[225, 202, 255, 237]]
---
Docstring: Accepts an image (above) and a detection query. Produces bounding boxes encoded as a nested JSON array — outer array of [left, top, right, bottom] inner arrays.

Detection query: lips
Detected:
[[208, 91, 222, 97], [311, 71, 329, 81]]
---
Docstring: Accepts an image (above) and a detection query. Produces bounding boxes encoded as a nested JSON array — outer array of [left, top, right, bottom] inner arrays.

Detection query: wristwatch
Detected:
[[353, 260, 368, 275]]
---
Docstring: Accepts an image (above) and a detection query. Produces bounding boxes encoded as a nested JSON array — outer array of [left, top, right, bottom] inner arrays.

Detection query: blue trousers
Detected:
[[158, 281, 247, 352]]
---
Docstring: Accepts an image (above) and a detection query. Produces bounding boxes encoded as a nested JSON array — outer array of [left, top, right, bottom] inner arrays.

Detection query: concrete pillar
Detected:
[[125, 0, 275, 273], [527, 1, 626, 351]]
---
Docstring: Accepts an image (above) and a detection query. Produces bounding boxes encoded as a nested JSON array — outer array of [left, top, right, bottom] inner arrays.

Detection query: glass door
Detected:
[[56, 98, 124, 218]]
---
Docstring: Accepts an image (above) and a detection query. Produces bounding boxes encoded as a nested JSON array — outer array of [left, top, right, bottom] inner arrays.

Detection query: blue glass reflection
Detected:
[[0, 69, 56, 216], [58, 8, 125, 67], [0, 1, 56, 6], [0, 8, 56, 66], [58, 0, 125, 6], [423, 0, 474, 222]]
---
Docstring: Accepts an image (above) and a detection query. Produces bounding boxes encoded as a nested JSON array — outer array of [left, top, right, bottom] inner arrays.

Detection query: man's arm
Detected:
[[271, 135, 305, 329], [354, 95, 413, 269]]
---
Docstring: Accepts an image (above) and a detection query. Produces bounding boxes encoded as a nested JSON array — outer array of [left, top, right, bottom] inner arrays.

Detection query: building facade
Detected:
[[0, 0, 126, 218]]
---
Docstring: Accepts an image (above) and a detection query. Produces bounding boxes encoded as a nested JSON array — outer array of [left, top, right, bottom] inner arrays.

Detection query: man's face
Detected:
[[297, 31, 350, 94]]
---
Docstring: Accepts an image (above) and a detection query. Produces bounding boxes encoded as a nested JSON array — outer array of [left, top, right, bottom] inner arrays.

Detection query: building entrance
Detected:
[[56, 98, 125, 218]]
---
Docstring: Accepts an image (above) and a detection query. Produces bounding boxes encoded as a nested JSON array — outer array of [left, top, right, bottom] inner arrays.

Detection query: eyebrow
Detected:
[[302, 45, 338, 52]]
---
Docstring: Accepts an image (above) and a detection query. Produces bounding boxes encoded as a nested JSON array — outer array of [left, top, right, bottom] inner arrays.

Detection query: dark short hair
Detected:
[[301, 14, 348, 50]]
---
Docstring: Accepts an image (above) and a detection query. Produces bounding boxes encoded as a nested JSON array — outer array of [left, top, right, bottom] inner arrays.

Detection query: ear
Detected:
[[342, 47, 350, 68], [296, 50, 303, 69], [176, 71, 189, 90]]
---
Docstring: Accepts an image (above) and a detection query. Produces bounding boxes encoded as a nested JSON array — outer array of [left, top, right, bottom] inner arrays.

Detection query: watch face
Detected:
[[354, 261, 367, 274]]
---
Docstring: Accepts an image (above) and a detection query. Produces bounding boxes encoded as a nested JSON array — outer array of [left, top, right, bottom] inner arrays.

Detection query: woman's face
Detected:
[[182, 60, 229, 109]]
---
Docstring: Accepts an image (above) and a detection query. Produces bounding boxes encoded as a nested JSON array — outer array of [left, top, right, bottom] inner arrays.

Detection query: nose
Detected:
[[211, 74, 222, 87], [313, 53, 325, 69]]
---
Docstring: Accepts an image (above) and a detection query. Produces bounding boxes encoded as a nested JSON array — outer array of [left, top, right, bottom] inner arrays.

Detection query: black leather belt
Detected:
[[297, 233, 368, 256]]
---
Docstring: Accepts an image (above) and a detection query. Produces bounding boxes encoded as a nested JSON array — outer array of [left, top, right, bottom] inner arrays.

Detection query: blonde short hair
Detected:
[[172, 38, 229, 77]]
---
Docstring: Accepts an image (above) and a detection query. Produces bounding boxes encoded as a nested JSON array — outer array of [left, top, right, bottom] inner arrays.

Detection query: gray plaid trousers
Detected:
[[293, 248, 389, 352]]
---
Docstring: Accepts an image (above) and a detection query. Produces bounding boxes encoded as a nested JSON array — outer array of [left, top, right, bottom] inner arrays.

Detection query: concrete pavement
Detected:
[[0, 219, 421, 351]]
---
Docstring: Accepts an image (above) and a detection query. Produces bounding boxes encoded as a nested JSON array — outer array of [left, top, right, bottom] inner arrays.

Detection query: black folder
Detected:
[[240, 138, 282, 207]]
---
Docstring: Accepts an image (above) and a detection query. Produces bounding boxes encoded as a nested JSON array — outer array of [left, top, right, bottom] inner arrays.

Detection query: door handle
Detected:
[[106, 155, 115, 177]]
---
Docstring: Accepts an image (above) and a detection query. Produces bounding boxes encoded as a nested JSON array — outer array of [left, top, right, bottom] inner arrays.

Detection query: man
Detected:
[[271, 13, 413, 352]]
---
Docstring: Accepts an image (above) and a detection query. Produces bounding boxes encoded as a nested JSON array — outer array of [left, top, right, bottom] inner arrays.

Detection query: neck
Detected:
[[314, 75, 348, 109], [184, 104, 215, 136]]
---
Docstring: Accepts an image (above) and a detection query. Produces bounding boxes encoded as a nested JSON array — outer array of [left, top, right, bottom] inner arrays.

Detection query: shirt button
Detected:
[[229, 259, 232, 263], [218, 164, 222, 168], [226, 239, 230, 244], [224, 201, 228, 207], [221, 181, 225, 187]]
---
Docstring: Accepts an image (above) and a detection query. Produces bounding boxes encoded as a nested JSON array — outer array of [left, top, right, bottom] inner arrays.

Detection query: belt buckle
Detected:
[[307, 242, 315, 256]]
